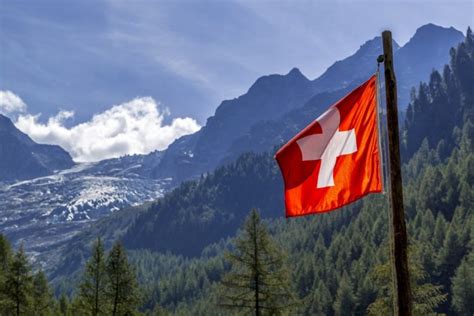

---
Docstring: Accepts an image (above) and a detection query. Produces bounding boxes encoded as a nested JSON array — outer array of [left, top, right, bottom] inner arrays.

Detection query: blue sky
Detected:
[[0, 0, 472, 161], [1, 0, 472, 123]]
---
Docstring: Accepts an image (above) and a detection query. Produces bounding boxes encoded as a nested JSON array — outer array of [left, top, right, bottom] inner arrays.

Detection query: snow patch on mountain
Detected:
[[0, 162, 170, 253]]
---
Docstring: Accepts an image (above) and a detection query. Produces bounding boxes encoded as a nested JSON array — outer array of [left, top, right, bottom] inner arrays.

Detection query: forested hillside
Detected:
[[126, 121, 472, 314], [404, 27, 474, 159], [2, 28, 471, 315], [116, 28, 473, 314]]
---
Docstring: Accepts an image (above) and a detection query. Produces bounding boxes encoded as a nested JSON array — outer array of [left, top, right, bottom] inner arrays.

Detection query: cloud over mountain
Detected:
[[0, 90, 27, 114], [8, 92, 200, 162]]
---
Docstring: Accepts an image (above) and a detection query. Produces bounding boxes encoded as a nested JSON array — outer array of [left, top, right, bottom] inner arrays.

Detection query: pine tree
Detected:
[[433, 214, 447, 249], [31, 270, 54, 315], [77, 237, 108, 315], [451, 256, 474, 315], [436, 225, 465, 292], [3, 245, 33, 316], [218, 209, 296, 315], [332, 272, 355, 316], [0, 234, 12, 273], [0, 234, 13, 314], [106, 241, 140, 315], [367, 247, 446, 315], [58, 293, 70, 316], [307, 281, 332, 316]]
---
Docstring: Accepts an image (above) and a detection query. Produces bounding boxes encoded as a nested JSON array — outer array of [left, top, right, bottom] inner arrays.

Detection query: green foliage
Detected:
[[114, 29, 474, 314], [367, 247, 447, 315], [404, 27, 474, 160], [122, 152, 283, 256], [106, 242, 140, 315], [0, 234, 13, 314], [0, 234, 12, 273], [32, 270, 55, 315], [218, 209, 296, 315], [333, 272, 356, 316], [307, 281, 333, 316], [451, 251, 474, 315], [0, 27, 471, 316], [0, 237, 57, 315], [58, 293, 70, 316], [77, 237, 108, 315], [2, 245, 33, 315]]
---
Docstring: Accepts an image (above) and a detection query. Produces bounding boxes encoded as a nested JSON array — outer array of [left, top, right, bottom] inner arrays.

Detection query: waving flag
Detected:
[[275, 75, 382, 217]]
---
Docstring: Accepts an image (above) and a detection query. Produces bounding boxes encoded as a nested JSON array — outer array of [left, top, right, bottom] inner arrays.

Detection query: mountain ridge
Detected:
[[149, 24, 464, 184], [0, 23, 467, 274], [0, 114, 75, 182]]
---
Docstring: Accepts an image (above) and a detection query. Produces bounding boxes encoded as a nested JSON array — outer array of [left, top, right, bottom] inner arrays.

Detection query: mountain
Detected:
[[0, 115, 169, 256], [397, 23, 465, 106], [53, 28, 472, 263], [0, 23, 466, 275], [312, 24, 464, 107], [312, 36, 398, 94], [126, 152, 282, 256], [0, 118, 168, 258], [149, 24, 464, 184], [85, 150, 164, 178], [152, 67, 315, 183], [223, 87, 354, 163], [0, 114, 75, 181], [48, 30, 472, 314], [0, 162, 169, 260], [122, 27, 474, 258]]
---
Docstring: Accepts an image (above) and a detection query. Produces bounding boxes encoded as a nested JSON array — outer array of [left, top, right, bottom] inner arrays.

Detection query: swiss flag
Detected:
[[275, 75, 382, 217]]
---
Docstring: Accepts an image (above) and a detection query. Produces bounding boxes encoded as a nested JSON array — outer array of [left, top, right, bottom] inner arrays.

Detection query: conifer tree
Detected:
[[106, 241, 140, 315], [0, 234, 13, 314], [436, 225, 465, 290], [332, 272, 355, 316], [308, 281, 332, 316], [0, 234, 12, 273], [218, 209, 295, 315], [451, 256, 474, 315], [31, 270, 54, 315], [3, 245, 33, 316], [367, 247, 446, 315], [58, 293, 70, 316], [77, 237, 108, 315]]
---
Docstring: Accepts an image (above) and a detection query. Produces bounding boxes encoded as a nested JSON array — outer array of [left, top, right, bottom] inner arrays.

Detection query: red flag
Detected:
[[275, 75, 382, 217]]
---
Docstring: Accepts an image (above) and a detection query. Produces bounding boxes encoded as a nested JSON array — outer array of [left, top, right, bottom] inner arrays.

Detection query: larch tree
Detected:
[[367, 247, 447, 315], [77, 237, 108, 315], [0, 234, 13, 314], [3, 245, 33, 316], [332, 272, 355, 316], [218, 209, 296, 315], [58, 293, 70, 316], [106, 241, 140, 315], [451, 255, 474, 315], [31, 270, 54, 315], [0, 234, 12, 273]]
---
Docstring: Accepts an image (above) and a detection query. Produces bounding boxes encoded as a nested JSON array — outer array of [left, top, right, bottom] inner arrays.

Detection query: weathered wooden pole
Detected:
[[381, 30, 412, 316]]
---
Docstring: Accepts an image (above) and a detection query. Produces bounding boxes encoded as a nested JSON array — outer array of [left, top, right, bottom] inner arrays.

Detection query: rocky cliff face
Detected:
[[149, 24, 465, 184], [0, 114, 75, 182]]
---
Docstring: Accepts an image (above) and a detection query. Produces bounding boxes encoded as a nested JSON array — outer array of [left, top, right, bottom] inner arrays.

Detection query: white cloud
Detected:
[[15, 97, 201, 162], [0, 90, 27, 114]]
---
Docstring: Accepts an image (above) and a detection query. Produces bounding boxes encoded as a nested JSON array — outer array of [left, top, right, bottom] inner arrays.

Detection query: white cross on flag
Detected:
[[275, 75, 382, 217]]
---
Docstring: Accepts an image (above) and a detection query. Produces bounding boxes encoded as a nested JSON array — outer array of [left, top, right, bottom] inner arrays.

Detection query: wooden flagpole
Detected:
[[381, 30, 412, 316]]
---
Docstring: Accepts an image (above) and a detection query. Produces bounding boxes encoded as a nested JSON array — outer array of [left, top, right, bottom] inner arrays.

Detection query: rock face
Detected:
[[396, 23, 465, 106], [153, 67, 315, 182], [150, 24, 465, 184], [0, 114, 75, 182]]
